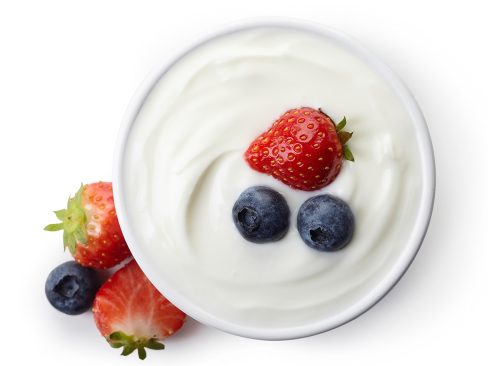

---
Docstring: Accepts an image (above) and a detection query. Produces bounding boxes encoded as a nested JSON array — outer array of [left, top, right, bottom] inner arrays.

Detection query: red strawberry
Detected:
[[245, 107, 353, 191], [92, 260, 186, 360], [44, 182, 131, 269]]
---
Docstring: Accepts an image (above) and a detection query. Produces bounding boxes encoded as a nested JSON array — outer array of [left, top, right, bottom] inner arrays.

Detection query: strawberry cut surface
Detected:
[[93, 260, 186, 359]]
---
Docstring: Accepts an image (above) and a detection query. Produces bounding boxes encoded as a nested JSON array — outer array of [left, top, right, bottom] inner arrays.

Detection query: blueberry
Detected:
[[45, 261, 100, 315], [232, 186, 290, 243], [297, 195, 354, 251]]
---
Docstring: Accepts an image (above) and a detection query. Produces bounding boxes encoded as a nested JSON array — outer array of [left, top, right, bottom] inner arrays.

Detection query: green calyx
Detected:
[[335, 116, 355, 162], [44, 184, 87, 254], [317, 109, 355, 162], [108, 331, 165, 360]]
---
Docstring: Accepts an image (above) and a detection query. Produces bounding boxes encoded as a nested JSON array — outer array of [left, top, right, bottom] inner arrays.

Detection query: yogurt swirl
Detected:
[[121, 27, 423, 329]]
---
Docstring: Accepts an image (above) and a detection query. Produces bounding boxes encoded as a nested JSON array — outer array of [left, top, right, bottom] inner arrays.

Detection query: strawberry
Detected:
[[245, 107, 354, 191], [44, 182, 131, 269], [92, 260, 186, 360]]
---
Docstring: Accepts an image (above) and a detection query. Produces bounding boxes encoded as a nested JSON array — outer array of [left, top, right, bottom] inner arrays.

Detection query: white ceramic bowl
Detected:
[[113, 19, 435, 340]]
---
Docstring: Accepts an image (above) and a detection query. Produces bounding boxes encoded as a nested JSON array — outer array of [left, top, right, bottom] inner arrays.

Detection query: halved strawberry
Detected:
[[245, 107, 354, 191], [92, 260, 186, 359], [44, 182, 131, 269]]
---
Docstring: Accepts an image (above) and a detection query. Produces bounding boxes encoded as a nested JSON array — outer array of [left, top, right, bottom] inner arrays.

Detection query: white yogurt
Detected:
[[122, 27, 423, 329]]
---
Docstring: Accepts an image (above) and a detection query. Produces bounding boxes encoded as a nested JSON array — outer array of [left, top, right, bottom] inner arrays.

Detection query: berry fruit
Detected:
[[45, 261, 100, 315], [297, 195, 354, 251], [245, 107, 354, 191], [44, 182, 131, 269], [93, 260, 186, 360], [232, 186, 290, 243]]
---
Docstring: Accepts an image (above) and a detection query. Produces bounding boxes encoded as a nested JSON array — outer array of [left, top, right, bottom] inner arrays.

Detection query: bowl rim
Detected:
[[113, 18, 436, 341]]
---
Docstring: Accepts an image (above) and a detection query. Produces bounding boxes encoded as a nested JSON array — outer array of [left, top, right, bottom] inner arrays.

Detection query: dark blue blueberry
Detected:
[[297, 195, 354, 251], [45, 261, 100, 315], [232, 186, 290, 243]]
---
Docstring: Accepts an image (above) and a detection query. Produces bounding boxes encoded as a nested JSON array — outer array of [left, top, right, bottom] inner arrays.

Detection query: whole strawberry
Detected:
[[245, 107, 354, 191], [44, 182, 131, 269], [93, 260, 186, 360]]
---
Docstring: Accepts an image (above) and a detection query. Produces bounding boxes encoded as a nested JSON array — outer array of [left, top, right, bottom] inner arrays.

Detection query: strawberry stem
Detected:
[[336, 116, 347, 131], [44, 184, 88, 254], [335, 116, 355, 162], [343, 145, 355, 162], [317, 111, 355, 162], [108, 331, 165, 360]]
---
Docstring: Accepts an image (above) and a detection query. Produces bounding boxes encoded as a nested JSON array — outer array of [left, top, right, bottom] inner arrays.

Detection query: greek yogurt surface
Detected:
[[120, 26, 424, 330]]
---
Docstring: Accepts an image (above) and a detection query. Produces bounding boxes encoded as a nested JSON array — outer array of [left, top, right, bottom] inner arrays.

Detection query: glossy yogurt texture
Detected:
[[122, 27, 423, 329]]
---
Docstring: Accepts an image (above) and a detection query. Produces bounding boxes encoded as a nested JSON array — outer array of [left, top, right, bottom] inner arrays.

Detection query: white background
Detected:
[[0, 0, 497, 365]]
